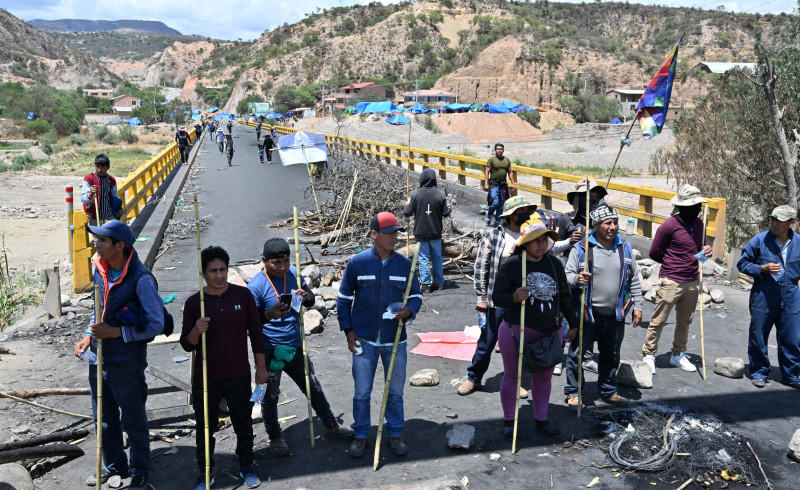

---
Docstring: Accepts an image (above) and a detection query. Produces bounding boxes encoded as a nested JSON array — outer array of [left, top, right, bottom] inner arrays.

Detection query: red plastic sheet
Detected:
[[411, 331, 478, 361]]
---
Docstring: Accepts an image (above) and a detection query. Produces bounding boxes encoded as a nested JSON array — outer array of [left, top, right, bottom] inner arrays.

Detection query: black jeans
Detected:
[[564, 312, 625, 399], [466, 307, 504, 383], [261, 349, 335, 440], [191, 373, 254, 473], [179, 146, 188, 163]]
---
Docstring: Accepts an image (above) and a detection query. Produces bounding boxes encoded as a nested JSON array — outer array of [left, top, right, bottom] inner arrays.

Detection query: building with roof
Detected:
[[340, 82, 386, 100], [402, 89, 457, 106], [110, 94, 142, 117], [82, 88, 114, 99], [606, 89, 644, 117], [693, 62, 757, 74]]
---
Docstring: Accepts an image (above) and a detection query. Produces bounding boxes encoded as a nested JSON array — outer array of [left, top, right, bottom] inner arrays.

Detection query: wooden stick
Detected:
[[675, 478, 694, 490], [93, 283, 103, 490], [93, 196, 102, 227], [699, 204, 708, 380], [604, 115, 639, 189], [0, 392, 92, 420], [512, 250, 527, 454], [577, 178, 591, 418], [747, 441, 774, 490], [0, 429, 89, 452], [373, 243, 420, 471], [300, 145, 320, 215], [0, 444, 84, 465], [406, 121, 411, 254], [194, 195, 211, 490], [294, 206, 315, 448]]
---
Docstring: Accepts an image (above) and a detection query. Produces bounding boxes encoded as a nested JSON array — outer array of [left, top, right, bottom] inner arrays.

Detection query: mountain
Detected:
[[27, 19, 181, 35]]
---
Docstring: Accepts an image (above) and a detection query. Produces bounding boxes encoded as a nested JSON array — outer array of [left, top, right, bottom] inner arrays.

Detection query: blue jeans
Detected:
[[88, 361, 150, 477], [466, 307, 504, 383], [352, 342, 407, 439], [418, 239, 444, 287], [748, 304, 800, 384], [487, 184, 508, 223], [564, 312, 625, 399]]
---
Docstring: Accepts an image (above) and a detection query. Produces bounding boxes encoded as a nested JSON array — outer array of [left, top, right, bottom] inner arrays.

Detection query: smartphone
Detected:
[[280, 294, 293, 306]]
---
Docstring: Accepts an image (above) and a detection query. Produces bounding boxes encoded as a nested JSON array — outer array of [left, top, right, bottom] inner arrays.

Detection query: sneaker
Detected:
[[239, 465, 260, 488], [552, 364, 562, 376], [503, 421, 514, 442], [566, 395, 583, 412], [457, 379, 480, 396], [349, 438, 367, 458], [389, 437, 407, 456], [751, 378, 766, 388], [601, 393, 629, 404], [85, 469, 129, 486], [421, 284, 431, 293], [519, 387, 528, 399], [429, 284, 441, 292], [129, 473, 150, 490], [643, 354, 656, 374], [193, 474, 215, 490], [535, 420, 561, 439], [582, 360, 599, 373], [670, 352, 697, 372]]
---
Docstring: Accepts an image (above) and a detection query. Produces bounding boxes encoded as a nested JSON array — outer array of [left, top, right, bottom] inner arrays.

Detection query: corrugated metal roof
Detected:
[[694, 62, 757, 74], [606, 89, 644, 95]]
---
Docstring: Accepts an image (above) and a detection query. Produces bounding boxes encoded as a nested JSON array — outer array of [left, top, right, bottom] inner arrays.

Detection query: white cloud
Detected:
[[3, 0, 797, 41]]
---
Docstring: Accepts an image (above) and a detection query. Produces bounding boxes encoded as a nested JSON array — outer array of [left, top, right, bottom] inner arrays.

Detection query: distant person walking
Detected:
[[175, 126, 192, 164], [217, 127, 225, 153], [263, 133, 275, 164], [81, 154, 123, 226], [483, 143, 516, 227], [225, 134, 234, 167]]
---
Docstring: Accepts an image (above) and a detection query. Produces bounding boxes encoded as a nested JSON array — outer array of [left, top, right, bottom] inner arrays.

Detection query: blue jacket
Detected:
[[738, 229, 800, 313], [570, 234, 637, 323], [337, 246, 422, 343]]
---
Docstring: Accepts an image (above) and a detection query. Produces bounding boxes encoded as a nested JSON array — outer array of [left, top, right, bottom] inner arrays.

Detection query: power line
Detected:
[[740, 0, 781, 13]]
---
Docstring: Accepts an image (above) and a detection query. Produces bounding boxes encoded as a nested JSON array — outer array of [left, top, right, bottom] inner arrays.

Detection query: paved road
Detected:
[[64, 122, 800, 489]]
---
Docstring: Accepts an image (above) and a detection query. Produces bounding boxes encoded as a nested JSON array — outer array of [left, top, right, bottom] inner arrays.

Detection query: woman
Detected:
[[492, 220, 578, 440]]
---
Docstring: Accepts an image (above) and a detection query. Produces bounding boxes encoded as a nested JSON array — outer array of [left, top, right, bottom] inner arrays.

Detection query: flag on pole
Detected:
[[636, 37, 682, 138]]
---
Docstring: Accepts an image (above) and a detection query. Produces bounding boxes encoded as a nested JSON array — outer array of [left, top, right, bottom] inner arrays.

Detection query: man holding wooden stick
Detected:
[[73, 220, 165, 489], [337, 212, 422, 459], [181, 245, 266, 489]]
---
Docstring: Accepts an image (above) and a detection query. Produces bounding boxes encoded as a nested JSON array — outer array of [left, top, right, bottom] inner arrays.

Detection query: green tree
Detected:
[[272, 85, 315, 110], [558, 91, 620, 123]]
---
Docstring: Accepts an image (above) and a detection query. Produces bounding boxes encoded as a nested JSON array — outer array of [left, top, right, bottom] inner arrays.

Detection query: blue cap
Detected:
[[87, 220, 135, 247]]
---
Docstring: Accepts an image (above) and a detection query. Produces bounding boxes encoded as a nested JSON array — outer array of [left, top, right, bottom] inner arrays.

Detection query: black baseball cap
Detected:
[[262, 238, 290, 259]]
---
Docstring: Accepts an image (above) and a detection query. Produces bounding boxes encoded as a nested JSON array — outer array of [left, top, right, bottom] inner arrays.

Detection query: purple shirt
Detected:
[[649, 216, 703, 283]]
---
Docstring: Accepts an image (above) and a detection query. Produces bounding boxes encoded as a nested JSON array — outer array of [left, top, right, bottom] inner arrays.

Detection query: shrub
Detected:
[[24, 119, 51, 137], [67, 133, 90, 146], [92, 125, 110, 142], [117, 125, 139, 144], [423, 115, 439, 134], [38, 131, 59, 155], [518, 110, 541, 128]]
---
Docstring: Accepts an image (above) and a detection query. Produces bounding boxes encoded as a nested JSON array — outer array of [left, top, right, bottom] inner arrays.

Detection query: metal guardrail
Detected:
[[245, 120, 726, 258], [70, 129, 197, 292]]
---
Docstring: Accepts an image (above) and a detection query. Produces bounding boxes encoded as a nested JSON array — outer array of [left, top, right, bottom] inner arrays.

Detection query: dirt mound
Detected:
[[434, 112, 543, 144], [539, 111, 576, 133]]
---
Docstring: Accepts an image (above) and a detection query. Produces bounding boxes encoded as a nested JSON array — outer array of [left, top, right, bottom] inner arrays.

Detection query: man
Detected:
[[81, 154, 123, 226], [225, 133, 235, 167], [483, 143, 516, 227], [181, 246, 265, 489], [403, 168, 451, 292], [216, 126, 225, 153], [248, 238, 353, 457], [564, 204, 643, 410], [73, 220, 165, 490], [263, 133, 275, 164], [642, 184, 712, 374], [337, 212, 422, 459], [227, 118, 233, 135], [458, 196, 545, 396], [175, 126, 192, 164], [256, 119, 263, 141], [737, 205, 800, 388]]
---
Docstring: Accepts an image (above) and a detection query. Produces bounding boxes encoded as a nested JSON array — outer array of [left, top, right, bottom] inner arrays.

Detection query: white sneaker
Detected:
[[670, 352, 697, 372], [643, 354, 656, 374], [552, 365, 562, 376]]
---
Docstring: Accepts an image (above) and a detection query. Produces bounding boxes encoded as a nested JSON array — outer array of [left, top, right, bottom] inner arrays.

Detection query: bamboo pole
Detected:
[[512, 250, 527, 454], [604, 114, 639, 189], [373, 243, 420, 471], [699, 205, 708, 380], [0, 392, 92, 420], [406, 121, 412, 254], [194, 195, 210, 490], [93, 283, 103, 490], [93, 196, 102, 227], [294, 206, 315, 447], [577, 178, 591, 418]]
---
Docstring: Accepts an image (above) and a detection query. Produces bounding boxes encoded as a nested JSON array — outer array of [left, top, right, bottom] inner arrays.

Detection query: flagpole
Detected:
[[604, 114, 639, 189]]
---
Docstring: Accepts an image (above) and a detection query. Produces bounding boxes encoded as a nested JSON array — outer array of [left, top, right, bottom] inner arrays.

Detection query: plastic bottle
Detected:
[[250, 384, 267, 404], [478, 311, 487, 329], [80, 350, 97, 365], [626, 217, 635, 235]]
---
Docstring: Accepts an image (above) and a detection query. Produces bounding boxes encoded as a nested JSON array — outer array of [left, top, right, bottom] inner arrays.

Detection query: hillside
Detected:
[[0, 9, 118, 89], [27, 19, 180, 35]]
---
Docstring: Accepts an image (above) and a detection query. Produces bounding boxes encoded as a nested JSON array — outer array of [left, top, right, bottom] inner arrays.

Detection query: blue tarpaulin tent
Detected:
[[440, 103, 472, 113], [610, 118, 621, 124], [406, 102, 430, 114], [362, 101, 397, 114], [206, 106, 219, 113], [487, 104, 510, 113], [352, 102, 370, 114], [385, 114, 411, 125], [191, 114, 202, 121], [127, 117, 142, 125], [26, 112, 36, 120], [500, 100, 517, 109]]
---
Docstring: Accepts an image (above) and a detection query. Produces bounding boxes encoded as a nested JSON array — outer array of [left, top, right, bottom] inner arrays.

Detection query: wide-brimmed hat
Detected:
[[670, 184, 707, 207], [770, 205, 797, 222], [567, 178, 608, 204], [512, 220, 558, 253], [499, 195, 537, 218]]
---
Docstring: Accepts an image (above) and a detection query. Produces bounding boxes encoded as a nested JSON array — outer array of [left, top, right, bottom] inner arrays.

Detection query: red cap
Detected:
[[370, 212, 405, 234]]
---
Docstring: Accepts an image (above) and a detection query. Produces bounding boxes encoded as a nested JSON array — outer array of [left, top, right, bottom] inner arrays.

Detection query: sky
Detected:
[[3, 0, 797, 41]]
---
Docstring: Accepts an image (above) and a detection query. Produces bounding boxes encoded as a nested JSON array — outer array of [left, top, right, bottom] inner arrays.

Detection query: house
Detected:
[[402, 89, 457, 106], [110, 94, 142, 117], [693, 62, 757, 74], [606, 89, 644, 118], [82, 88, 114, 99], [340, 82, 386, 100], [124, 70, 147, 82]]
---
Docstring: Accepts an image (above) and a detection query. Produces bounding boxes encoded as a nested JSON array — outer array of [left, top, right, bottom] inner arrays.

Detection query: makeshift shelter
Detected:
[[610, 118, 622, 124], [406, 102, 431, 114], [127, 117, 142, 125], [362, 101, 397, 114], [385, 114, 411, 125], [468, 103, 483, 112], [439, 103, 472, 113], [487, 104, 510, 113], [206, 106, 219, 113]]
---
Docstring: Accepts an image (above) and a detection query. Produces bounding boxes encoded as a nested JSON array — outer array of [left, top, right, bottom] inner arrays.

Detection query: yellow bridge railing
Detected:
[[246, 120, 726, 258]]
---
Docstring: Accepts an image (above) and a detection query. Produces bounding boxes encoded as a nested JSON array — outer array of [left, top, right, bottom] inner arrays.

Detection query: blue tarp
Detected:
[[206, 106, 219, 113], [212, 113, 232, 120], [353, 102, 370, 114], [191, 114, 202, 121], [26, 112, 35, 120], [487, 104, 510, 113], [362, 101, 397, 114], [385, 114, 411, 125], [191, 110, 202, 114], [440, 103, 472, 113], [127, 117, 142, 125], [499, 100, 517, 109], [610, 118, 621, 124], [406, 102, 431, 114]]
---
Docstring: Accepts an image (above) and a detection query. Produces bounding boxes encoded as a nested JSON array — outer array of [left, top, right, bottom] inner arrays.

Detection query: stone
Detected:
[[638, 259, 655, 267], [66, 311, 75, 321], [632, 248, 642, 260], [446, 413, 458, 419], [644, 289, 657, 304], [409, 368, 439, 386], [446, 423, 475, 450], [60, 294, 71, 307], [710, 289, 725, 303], [318, 307, 329, 319], [301, 265, 321, 288], [11, 425, 30, 434], [714, 263, 725, 275], [25, 146, 49, 161], [321, 275, 334, 287], [489, 453, 501, 461], [0, 463, 35, 490], [713, 357, 744, 379], [641, 279, 653, 293], [702, 259, 716, 276], [78, 299, 94, 309], [311, 295, 326, 311], [324, 299, 336, 311], [304, 309, 324, 334], [701, 283, 710, 294], [107, 475, 123, 488], [788, 429, 800, 462], [700, 293, 712, 304], [640, 266, 650, 279], [236, 264, 262, 283], [616, 360, 653, 389], [316, 286, 338, 301]]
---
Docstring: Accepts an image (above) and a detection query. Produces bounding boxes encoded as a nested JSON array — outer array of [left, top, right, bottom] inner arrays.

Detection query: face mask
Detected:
[[678, 204, 701, 222], [515, 210, 533, 225]]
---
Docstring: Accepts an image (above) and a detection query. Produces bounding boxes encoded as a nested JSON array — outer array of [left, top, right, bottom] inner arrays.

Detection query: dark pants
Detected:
[[748, 303, 800, 384], [179, 146, 188, 163], [466, 307, 504, 383], [88, 361, 150, 478], [191, 373, 254, 474], [564, 312, 625, 399], [261, 349, 336, 440]]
